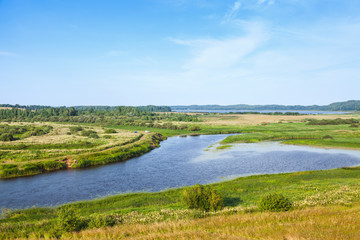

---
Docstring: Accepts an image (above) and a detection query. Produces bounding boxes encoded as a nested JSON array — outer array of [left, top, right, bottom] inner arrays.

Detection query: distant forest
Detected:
[[0, 105, 197, 130], [171, 100, 360, 111], [0, 104, 171, 112]]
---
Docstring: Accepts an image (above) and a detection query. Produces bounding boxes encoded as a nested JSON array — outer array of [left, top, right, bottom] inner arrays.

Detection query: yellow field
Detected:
[[66, 204, 360, 240], [197, 113, 359, 126]]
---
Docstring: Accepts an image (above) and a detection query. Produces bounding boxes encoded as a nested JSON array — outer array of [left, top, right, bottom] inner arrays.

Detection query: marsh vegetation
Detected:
[[1, 107, 360, 239]]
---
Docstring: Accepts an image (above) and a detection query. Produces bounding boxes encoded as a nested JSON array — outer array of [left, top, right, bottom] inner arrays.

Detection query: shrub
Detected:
[[350, 123, 359, 128], [81, 130, 97, 137], [69, 126, 83, 133], [57, 207, 85, 232], [258, 193, 292, 212], [322, 135, 333, 139], [88, 133, 99, 138], [0, 133, 14, 141], [189, 125, 201, 131], [183, 184, 223, 212], [87, 213, 121, 228], [104, 128, 117, 134]]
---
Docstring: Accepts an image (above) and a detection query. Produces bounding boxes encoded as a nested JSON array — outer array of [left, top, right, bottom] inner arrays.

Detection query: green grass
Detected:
[[2, 116, 360, 238], [221, 122, 360, 149], [1, 166, 360, 239], [216, 144, 232, 150]]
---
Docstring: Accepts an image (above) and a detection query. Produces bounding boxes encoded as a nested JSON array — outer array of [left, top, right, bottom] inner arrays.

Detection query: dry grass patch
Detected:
[[199, 114, 359, 126], [0, 122, 142, 166], [67, 204, 360, 240]]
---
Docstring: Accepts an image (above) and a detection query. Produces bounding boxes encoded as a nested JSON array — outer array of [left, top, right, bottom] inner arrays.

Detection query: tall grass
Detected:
[[67, 204, 360, 240]]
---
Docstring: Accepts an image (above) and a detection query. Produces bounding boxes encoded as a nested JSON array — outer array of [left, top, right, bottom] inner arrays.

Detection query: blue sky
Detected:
[[1, 0, 360, 106]]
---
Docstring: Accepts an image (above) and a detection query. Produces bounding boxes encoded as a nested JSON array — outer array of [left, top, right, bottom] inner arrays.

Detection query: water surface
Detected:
[[173, 110, 349, 114], [1, 134, 360, 209]]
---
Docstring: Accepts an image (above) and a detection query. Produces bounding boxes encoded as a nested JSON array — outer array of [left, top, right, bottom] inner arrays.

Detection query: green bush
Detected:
[[81, 130, 97, 137], [183, 184, 223, 212], [88, 133, 99, 138], [258, 193, 292, 212], [322, 135, 333, 139], [104, 128, 117, 134], [0, 133, 15, 141], [87, 213, 121, 228], [57, 207, 85, 232], [189, 125, 201, 131], [69, 126, 83, 133]]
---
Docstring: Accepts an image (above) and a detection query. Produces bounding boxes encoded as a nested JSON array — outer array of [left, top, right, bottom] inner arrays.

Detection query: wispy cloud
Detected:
[[257, 0, 275, 6], [171, 21, 269, 84], [222, 1, 242, 23], [0, 51, 17, 57]]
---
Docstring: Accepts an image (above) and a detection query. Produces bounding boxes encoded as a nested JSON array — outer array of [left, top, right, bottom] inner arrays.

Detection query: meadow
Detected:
[[1, 112, 360, 239], [0, 122, 164, 178], [1, 166, 360, 239]]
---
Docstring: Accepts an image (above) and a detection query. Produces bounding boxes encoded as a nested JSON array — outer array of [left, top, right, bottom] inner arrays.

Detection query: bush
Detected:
[[69, 126, 83, 133], [87, 213, 121, 228], [104, 128, 117, 134], [189, 125, 201, 131], [322, 135, 333, 139], [258, 193, 292, 212], [81, 130, 97, 137], [57, 207, 85, 232], [88, 133, 99, 138], [183, 184, 223, 212], [350, 123, 359, 128], [0, 133, 14, 141]]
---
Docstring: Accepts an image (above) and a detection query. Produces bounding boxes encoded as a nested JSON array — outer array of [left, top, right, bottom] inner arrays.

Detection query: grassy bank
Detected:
[[221, 121, 360, 149], [1, 166, 360, 239], [0, 122, 166, 178]]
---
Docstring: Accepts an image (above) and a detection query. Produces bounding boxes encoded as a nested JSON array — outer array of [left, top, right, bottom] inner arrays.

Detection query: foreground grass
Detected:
[[67, 204, 360, 240], [1, 166, 360, 239]]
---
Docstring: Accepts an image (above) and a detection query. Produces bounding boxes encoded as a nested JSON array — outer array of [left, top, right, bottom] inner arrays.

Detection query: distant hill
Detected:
[[171, 100, 360, 111]]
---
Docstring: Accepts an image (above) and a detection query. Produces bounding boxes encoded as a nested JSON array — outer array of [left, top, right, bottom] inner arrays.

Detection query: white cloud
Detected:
[[171, 21, 269, 84], [222, 1, 242, 23], [257, 0, 275, 6]]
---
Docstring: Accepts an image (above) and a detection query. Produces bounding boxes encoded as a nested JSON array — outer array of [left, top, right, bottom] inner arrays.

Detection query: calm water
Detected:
[[1, 134, 360, 209], [173, 109, 349, 114]]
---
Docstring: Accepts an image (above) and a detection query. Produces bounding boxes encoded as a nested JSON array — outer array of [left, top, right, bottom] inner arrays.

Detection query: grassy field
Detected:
[[1, 114, 359, 178], [1, 113, 360, 238], [220, 120, 360, 149], [1, 166, 360, 239], [67, 204, 360, 240], [0, 122, 164, 178]]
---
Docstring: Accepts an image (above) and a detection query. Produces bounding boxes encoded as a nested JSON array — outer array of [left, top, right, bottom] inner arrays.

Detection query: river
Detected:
[[1, 134, 360, 209]]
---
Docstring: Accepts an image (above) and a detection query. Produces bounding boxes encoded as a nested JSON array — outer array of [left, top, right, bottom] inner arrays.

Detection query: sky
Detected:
[[1, 0, 360, 106]]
